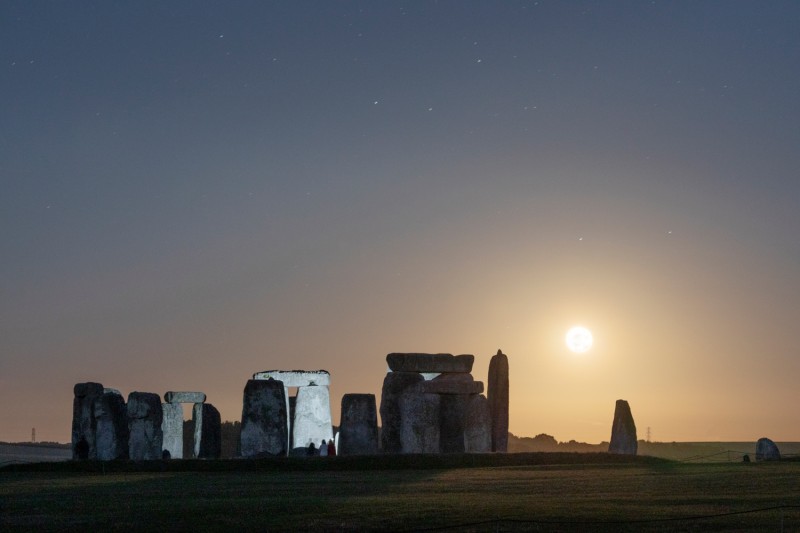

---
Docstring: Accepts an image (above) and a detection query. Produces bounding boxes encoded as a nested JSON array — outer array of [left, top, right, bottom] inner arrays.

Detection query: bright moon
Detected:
[[565, 326, 593, 353]]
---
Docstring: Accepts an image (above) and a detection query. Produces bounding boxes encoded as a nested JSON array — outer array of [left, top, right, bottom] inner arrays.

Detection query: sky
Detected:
[[2, 1, 799, 444]]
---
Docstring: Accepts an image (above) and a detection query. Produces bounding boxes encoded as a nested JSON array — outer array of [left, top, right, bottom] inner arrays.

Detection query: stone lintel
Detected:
[[421, 374, 484, 395], [386, 353, 474, 373], [252, 370, 330, 387], [164, 391, 206, 404]]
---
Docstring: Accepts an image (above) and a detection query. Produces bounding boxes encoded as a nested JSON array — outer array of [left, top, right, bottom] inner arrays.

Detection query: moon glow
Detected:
[[566, 326, 593, 353]]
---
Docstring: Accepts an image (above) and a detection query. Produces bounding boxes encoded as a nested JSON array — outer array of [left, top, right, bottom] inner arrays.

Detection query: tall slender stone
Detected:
[[292, 385, 333, 449], [194, 403, 222, 459], [72, 382, 104, 460], [488, 350, 509, 452], [127, 392, 163, 460], [161, 403, 184, 459], [94, 390, 128, 460], [379, 371, 425, 453], [464, 394, 492, 453], [240, 379, 288, 457], [338, 394, 379, 455], [608, 399, 637, 455]]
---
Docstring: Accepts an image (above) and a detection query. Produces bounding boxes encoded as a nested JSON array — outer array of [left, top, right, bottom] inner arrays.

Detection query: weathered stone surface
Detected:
[[608, 399, 637, 455], [488, 350, 509, 453], [755, 437, 780, 461], [292, 385, 333, 449], [161, 403, 184, 459], [164, 391, 206, 404], [379, 371, 425, 453], [422, 373, 484, 395], [252, 370, 330, 387], [94, 390, 128, 460], [72, 382, 104, 460], [194, 403, 222, 459], [399, 386, 441, 454], [439, 394, 469, 453], [240, 379, 288, 457], [338, 394, 379, 456], [127, 392, 163, 460], [387, 353, 474, 373], [464, 394, 492, 453]]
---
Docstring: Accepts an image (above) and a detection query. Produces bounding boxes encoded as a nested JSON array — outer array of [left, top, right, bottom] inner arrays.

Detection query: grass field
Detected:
[[2, 454, 800, 532]]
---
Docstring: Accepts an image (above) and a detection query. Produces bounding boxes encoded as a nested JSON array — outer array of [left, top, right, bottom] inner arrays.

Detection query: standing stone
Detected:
[[72, 382, 104, 460], [608, 399, 638, 455], [439, 394, 469, 453], [194, 403, 222, 459], [338, 394, 379, 455], [399, 386, 441, 454], [488, 350, 509, 452], [94, 390, 128, 460], [240, 379, 288, 457], [292, 385, 333, 449], [161, 403, 184, 459], [379, 371, 425, 453], [127, 392, 163, 460], [464, 394, 492, 453], [755, 437, 780, 461]]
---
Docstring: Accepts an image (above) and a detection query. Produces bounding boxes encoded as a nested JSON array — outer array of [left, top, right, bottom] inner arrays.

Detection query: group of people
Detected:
[[307, 439, 336, 457]]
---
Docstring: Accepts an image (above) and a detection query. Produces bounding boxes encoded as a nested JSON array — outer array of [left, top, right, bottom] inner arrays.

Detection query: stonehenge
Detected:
[[379, 352, 497, 455], [71, 382, 220, 461], [338, 394, 379, 455]]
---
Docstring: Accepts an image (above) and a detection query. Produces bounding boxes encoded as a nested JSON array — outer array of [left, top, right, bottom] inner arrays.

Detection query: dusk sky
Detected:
[[2, 1, 799, 444]]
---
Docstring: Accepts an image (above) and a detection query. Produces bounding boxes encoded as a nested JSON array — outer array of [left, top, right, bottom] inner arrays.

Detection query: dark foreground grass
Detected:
[[2, 454, 799, 532]]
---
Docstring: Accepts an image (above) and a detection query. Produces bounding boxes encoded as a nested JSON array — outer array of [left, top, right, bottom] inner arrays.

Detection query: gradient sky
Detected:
[[2, 1, 799, 444]]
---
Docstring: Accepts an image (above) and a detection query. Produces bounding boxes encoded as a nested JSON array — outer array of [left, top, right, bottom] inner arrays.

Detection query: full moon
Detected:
[[565, 326, 593, 353]]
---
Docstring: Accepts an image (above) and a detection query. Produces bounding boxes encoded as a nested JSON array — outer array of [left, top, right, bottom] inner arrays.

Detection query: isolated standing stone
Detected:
[[127, 392, 163, 460], [608, 399, 637, 455], [380, 371, 424, 453], [292, 385, 334, 449], [194, 403, 222, 459], [240, 379, 288, 457], [464, 394, 492, 453], [338, 393, 379, 455], [94, 390, 128, 460], [399, 386, 441, 453], [488, 350, 509, 452], [72, 382, 104, 460], [755, 437, 780, 461], [161, 403, 184, 459]]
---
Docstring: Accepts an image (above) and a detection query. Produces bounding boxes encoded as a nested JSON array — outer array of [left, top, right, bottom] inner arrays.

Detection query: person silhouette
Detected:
[[307, 441, 316, 456], [327, 439, 336, 457], [319, 440, 328, 456]]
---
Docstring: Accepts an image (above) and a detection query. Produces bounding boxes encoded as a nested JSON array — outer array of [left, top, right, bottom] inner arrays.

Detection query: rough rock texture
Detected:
[[127, 392, 164, 460], [338, 393, 379, 455], [94, 390, 128, 460], [240, 379, 288, 457], [488, 350, 509, 452], [292, 385, 333, 449], [399, 386, 441, 453], [439, 394, 470, 453], [161, 403, 184, 459], [379, 371, 425, 453], [252, 370, 331, 387], [755, 437, 780, 461], [164, 391, 206, 404], [194, 403, 222, 459], [422, 373, 484, 395], [72, 382, 104, 460], [464, 394, 492, 453], [608, 399, 638, 455], [387, 353, 474, 373]]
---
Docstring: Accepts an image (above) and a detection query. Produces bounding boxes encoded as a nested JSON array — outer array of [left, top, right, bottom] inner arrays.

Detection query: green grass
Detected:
[[2, 455, 800, 531]]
